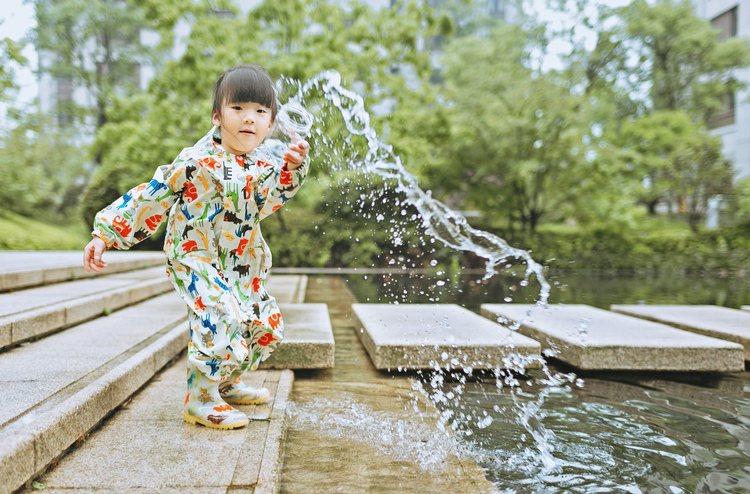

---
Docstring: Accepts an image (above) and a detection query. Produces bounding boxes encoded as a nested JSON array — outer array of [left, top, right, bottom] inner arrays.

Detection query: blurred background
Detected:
[[1, 0, 750, 292]]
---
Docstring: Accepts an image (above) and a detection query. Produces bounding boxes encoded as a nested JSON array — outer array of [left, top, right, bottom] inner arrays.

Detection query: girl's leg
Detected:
[[220, 300, 284, 405], [183, 353, 248, 429]]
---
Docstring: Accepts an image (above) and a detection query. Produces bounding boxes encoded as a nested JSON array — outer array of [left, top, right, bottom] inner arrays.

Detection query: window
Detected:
[[711, 6, 737, 42], [708, 90, 736, 129], [707, 6, 738, 128]]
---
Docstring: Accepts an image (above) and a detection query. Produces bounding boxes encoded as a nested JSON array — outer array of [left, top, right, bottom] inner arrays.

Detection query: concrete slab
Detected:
[[351, 303, 542, 371], [0, 293, 187, 428], [0, 318, 190, 494], [265, 274, 307, 303], [482, 304, 745, 372], [0, 267, 172, 350], [260, 303, 335, 369], [20, 354, 294, 494], [610, 304, 750, 360], [0, 251, 164, 292]]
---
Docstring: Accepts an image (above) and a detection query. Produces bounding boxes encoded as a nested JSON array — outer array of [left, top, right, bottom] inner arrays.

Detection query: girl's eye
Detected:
[[232, 106, 242, 111], [257, 109, 267, 113]]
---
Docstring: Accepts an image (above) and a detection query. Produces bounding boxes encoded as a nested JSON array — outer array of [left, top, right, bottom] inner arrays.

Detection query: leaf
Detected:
[[32, 481, 46, 490]]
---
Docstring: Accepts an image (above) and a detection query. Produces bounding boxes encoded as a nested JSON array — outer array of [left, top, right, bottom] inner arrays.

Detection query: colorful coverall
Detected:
[[93, 130, 308, 381]]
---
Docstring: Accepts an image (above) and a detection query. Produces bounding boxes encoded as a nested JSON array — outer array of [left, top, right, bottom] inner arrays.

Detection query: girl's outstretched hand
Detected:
[[283, 139, 309, 170], [83, 237, 108, 273]]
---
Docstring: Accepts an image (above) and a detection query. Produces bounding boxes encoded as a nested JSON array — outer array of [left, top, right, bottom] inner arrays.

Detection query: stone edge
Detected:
[[0, 277, 173, 352], [254, 369, 294, 494], [483, 305, 745, 372], [0, 254, 165, 292], [293, 275, 308, 304], [611, 305, 750, 361], [0, 323, 189, 494], [352, 304, 542, 371]]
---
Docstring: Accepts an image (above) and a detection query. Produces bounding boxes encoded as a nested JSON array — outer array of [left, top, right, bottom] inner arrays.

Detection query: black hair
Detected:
[[212, 64, 278, 120]]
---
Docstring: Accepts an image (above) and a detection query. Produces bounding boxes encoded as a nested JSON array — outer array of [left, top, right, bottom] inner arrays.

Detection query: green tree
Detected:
[[588, 0, 750, 122], [82, 0, 444, 224], [669, 130, 733, 232], [0, 34, 27, 102], [618, 110, 696, 214], [0, 111, 84, 219], [33, 0, 187, 133], [429, 23, 624, 232]]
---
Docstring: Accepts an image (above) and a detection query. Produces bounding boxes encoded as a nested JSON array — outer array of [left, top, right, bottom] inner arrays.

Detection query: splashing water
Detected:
[[277, 70, 551, 305], [272, 70, 576, 480]]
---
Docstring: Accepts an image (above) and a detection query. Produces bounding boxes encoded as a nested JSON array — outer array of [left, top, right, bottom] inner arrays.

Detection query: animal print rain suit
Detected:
[[93, 129, 308, 381]]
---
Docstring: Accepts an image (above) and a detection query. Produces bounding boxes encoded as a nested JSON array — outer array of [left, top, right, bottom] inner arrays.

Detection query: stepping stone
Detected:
[[351, 304, 542, 371], [260, 303, 335, 369], [482, 304, 745, 372], [611, 305, 750, 361]]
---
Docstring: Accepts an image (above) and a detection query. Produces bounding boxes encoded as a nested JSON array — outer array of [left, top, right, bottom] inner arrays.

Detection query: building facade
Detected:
[[693, 0, 750, 182]]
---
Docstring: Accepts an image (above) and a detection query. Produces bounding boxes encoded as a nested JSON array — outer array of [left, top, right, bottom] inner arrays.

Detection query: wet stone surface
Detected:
[[281, 276, 497, 494]]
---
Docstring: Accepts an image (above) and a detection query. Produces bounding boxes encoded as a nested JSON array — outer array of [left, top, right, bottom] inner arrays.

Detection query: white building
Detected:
[[693, 1, 750, 182]]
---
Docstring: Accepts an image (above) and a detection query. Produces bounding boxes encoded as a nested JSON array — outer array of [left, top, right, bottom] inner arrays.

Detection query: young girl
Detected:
[[83, 64, 310, 430]]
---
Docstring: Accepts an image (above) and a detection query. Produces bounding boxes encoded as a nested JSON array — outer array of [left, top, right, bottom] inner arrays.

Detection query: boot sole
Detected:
[[223, 395, 270, 405], [183, 411, 249, 430]]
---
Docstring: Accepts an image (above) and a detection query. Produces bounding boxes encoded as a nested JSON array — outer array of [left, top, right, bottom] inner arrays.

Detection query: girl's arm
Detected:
[[257, 140, 309, 220], [91, 161, 188, 251]]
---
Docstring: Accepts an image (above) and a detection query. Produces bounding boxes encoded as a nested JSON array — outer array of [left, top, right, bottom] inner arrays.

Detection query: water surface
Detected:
[[344, 272, 750, 492]]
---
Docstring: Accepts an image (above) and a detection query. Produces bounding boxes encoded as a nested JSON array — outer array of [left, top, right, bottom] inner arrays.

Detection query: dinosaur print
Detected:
[[92, 129, 308, 387]]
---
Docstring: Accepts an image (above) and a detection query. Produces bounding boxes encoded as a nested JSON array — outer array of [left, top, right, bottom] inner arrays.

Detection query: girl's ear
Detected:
[[212, 110, 221, 127]]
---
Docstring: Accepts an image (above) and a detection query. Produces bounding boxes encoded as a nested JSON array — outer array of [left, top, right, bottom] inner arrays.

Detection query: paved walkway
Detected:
[[280, 277, 498, 494], [20, 356, 293, 494]]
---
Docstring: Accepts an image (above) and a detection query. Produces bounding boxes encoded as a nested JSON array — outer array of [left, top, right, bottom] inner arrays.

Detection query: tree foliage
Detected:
[[83, 0, 445, 223], [588, 0, 750, 121], [33, 0, 188, 132]]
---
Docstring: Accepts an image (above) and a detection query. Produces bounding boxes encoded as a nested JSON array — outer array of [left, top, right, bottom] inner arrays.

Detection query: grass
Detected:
[[0, 211, 91, 250]]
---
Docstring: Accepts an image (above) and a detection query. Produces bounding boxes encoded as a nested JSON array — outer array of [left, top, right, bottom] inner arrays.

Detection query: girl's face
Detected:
[[212, 100, 273, 156]]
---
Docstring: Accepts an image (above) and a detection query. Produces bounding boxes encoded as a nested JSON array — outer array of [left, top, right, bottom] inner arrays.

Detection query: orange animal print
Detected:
[[233, 238, 249, 257], [257, 333, 277, 347], [198, 156, 221, 171], [279, 168, 293, 185], [184, 183, 198, 202], [252, 277, 262, 292], [112, 216, 132, 237], [268, 313, 282, 330], [146, 214, 162, 231], [182, 240, 198, 253], [195, 296, 206, 312]]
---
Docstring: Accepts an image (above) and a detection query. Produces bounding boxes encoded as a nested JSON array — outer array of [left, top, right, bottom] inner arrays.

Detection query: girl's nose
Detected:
[[243, 112, 255, 123]]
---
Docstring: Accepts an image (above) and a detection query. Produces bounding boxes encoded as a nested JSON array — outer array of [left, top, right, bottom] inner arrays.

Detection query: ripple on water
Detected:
[[430, 376, 750, 493]]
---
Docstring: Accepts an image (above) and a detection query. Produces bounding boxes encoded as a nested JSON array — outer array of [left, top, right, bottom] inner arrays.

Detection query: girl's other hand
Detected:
[[283, 139, 309, 170], [83, 237, 108, 273]]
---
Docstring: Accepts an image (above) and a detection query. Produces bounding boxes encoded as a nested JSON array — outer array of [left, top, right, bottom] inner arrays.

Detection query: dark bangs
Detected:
[[212, 64, 278, 119]]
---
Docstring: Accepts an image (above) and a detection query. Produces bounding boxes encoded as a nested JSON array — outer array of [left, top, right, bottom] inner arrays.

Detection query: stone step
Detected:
[[0, 292, 189, 494], [266, 273, 307, 304], [261, 303, 335, 369], [0, 267, 172, 352], [351, 303, 542, 371], [610, 304, 750, 361], [0, 251, 165, 292], [481, 304, 745, 372], [17, 355, 294, 494]]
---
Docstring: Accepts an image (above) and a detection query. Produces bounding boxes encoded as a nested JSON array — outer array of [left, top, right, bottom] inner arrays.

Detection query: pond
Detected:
[[343, 272, 750, 493]]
